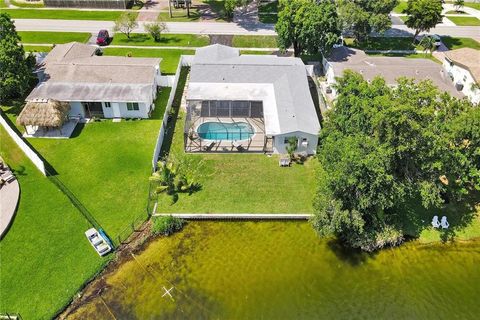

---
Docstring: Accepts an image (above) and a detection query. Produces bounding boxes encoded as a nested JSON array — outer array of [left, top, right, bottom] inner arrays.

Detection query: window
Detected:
[[104, 102, 111, 108], [127, 102, 139, 111]]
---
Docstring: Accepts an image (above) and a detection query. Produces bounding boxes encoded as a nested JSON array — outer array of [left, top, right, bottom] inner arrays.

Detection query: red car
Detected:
[[96, 29, 110, 46]]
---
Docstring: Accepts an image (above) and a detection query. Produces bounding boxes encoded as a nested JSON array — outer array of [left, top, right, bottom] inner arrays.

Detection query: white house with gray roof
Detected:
[[27, 42, 162, 120], [184, 44, 320, 155]]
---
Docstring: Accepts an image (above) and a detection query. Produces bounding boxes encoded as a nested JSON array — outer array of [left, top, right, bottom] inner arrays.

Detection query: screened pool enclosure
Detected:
[[185, 100, 270, 153]]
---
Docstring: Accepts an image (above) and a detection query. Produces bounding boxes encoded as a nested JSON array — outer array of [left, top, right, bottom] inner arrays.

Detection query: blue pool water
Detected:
[[197, 122, 254, 140]]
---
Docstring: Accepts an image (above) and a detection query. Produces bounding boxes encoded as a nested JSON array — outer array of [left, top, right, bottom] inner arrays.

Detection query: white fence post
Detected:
[[0, 112, 47, 175]]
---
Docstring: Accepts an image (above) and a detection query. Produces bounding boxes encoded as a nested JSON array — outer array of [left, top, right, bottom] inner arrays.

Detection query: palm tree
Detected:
[[420, 36, 436, 56]]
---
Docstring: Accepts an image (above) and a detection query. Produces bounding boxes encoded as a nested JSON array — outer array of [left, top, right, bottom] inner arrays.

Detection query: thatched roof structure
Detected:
[[17, 100, 70, 128]]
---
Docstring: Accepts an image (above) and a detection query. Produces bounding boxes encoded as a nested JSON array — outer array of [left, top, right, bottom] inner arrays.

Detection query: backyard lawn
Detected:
[[0, 125, 107, 319], [2, 87, 171, 245], [448, 16, 480, 26], [155, 68, 319, 214], [111, 33, 209, 47], [102, 47, 194, 74], [0, 8, 134, 20], [18, 31, 91, 44]]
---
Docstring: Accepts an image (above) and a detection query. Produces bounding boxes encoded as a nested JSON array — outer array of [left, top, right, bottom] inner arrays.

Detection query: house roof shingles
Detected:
[[27, 42, 161, 103], [327, 47, 464, 98], [189, 44, 321, 136]]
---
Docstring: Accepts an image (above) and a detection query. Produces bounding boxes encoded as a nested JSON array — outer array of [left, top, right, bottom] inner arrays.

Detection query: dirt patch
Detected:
[[57, 220, 158, 319], [209, 34, 233, 46]]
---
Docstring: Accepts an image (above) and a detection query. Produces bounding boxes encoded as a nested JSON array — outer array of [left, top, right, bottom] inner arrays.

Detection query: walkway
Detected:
[[153, 213, 312, 220], [0, 173, 20, 239]]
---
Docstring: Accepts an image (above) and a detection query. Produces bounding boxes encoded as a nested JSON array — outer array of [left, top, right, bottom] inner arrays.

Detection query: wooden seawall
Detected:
[[152, 213, 312, 220]]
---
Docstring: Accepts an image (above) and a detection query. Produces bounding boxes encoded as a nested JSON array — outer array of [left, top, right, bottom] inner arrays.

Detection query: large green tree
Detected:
[[275, 0, 340, 57], [312, 71, 479, 251], [0, 13, 35, 102], [404, 0, 443, 40], [337, 0, 398, 42]]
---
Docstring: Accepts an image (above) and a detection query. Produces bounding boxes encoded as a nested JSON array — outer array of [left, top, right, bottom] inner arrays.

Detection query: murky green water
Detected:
[[69, 222, 480, 319]]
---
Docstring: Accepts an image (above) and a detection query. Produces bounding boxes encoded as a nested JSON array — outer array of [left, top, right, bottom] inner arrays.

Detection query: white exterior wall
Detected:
[[116, 102, 150, 118], [69, 102, 85, 118], [443, 59, 480, 104], [273, 131, 318, 155]]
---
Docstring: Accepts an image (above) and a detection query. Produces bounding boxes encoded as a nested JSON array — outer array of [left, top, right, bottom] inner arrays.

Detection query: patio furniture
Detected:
[[203, 141, 215, 152], [232, 140, 245, 152], [431, 216, 440, 228], [279, 156, 291, 167], [440, 216, 449, 229]]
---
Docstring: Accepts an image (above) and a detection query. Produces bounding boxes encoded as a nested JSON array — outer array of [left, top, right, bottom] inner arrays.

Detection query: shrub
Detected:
[[145, 21, 168, 42], [151, 216, 186, 236]]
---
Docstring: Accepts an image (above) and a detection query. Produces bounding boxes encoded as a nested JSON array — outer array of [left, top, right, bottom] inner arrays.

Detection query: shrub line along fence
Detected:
[[151, 55, 194, 172], [0, 111, 47, 175]]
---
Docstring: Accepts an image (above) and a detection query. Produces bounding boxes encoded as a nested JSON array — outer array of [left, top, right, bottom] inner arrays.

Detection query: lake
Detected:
[[68, 221, 480, 319]]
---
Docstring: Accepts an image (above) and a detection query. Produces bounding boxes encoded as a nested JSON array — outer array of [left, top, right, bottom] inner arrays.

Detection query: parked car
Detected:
[[85, 228, 112, 256], [96, 29, 110, 46]]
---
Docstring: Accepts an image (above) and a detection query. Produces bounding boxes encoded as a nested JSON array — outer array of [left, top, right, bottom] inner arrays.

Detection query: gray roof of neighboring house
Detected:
[[27, 42, 161, 103], [444, 48, 480, 84], [189, 44, 320, 136], [326, 47, 463, 98]]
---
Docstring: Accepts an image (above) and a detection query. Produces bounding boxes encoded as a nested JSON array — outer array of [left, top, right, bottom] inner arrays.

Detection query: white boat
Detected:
[[85, 228, 112, 256]]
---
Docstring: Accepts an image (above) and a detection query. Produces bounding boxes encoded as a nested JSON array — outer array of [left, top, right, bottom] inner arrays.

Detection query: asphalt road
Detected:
[[12, 19, 480, 40]]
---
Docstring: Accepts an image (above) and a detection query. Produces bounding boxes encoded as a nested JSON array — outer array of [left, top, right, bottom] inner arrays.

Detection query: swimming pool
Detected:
[[197, 122, 254, 141]]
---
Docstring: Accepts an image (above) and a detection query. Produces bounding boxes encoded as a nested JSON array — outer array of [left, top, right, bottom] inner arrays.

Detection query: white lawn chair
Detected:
[[440, 216, 449, 229], [431, 216, 440, 228]]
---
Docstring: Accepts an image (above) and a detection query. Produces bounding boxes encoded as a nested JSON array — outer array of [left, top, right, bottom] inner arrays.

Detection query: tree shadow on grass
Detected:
[[389, 193, 479, 244]]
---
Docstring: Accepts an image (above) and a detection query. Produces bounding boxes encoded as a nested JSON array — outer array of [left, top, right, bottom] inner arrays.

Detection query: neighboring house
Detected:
[[184, 44, 321, 155], [27, 42, 162, 120], [442, 48, 480, 105], [44, 0, 131, 9], [322, 47, 463, 102]]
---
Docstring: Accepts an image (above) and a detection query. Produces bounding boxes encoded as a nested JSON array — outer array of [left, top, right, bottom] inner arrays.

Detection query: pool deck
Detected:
[[185, 117, 268, 153]]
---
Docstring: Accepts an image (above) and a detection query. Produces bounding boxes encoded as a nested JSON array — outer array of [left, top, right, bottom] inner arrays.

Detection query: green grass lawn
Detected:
[[0, 124, 107, 319], [0, 0, 7, 8], [345, 37, 416, 51], [441, 36, 480, 50], [23, 90, 170, 242], [0, 8, 134, 20], [394, 194, 480, 244], [232, 35, 278, 48], [111, 33, 209, 47], [155, 68, 319, 214], [464, 2, 480, 10], [102, 47, 194, 74], [392, 1, 408, 13], [447, 1, 480, 10], [23, 44, 53, 52], [18, 31, 90, 44], [448, 16, 480, 26]]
